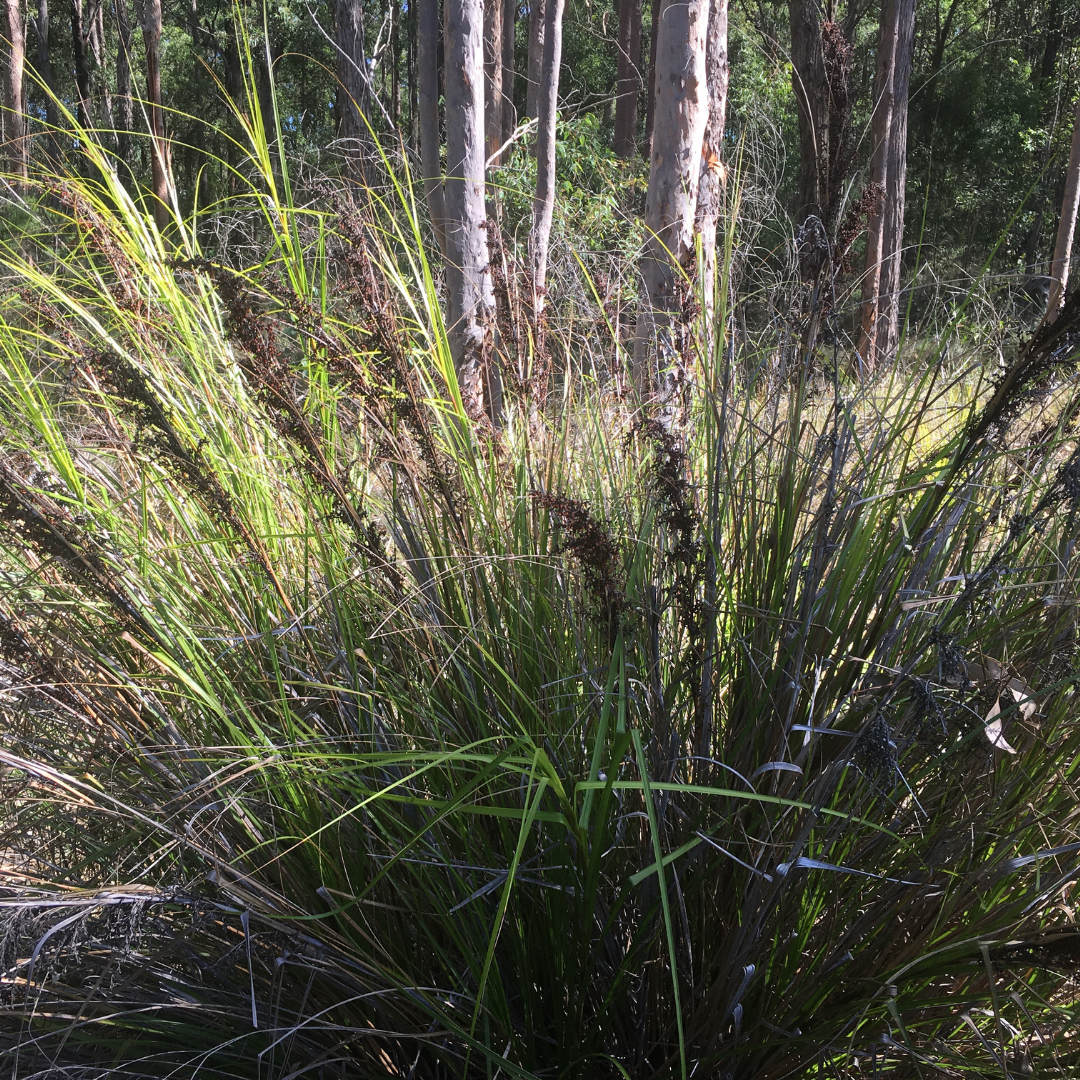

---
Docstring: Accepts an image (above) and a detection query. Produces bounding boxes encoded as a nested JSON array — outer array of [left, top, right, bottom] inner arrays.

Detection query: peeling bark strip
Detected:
[[418, 0, 446, 253], [634, 0, 712, 392], [444, 0, 499, 418], [2, 0, 26, 184], [529, 0, 565, 318], [1048, 89, 1080, 319]]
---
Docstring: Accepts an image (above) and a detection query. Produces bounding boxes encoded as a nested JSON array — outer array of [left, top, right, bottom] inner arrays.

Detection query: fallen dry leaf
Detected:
[[984, 698, 1017, 754], [1008, 679, 1037, 721]]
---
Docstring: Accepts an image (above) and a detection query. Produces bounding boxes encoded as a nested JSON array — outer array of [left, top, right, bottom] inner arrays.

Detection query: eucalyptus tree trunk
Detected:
[[2, 0, 26, 185], [529, 0, 565, 317], [877, 0, 914, 362], [483, 0, 503, 165], [858, 0, 907, 368], [788, 0, 828, 222], [1047, 89, 1080, 319], [115, 0, 134, 168], [633, 0, 711, 393], [501, 0, 515, 143], [390, 0, 399, 125], [335, 0, 372, 175], [70, 0, 92, 131], [407, 0, 418, 145], [140, 0, 170, 229], [694, 0, 728, 320], [526, 0, 544, 120], [87, 0, 115, 149], [613, 0, 641, 157], [444, 0, 499, 419], [28, 0, 60, 164], [643, 0, 658, 152], [418, 0, 446, 253]]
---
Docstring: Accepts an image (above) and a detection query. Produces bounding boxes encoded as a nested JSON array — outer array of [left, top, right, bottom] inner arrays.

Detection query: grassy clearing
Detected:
[[3, 100, 1080, 1080]]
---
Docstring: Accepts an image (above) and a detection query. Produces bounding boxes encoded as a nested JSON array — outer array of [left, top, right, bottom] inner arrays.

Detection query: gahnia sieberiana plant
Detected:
[[5, 63, 1080, 1080]]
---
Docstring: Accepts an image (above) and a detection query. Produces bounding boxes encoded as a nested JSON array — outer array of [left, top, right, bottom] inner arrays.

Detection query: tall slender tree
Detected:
[[407, 0, 418, 145], [2, 0, 26, 184], [28, 0, 60, 165], [71, 0, 92, 131], [613, 0, 641, 157], [643, 0, 658, 152], [444, 0, 499, 418], [139, 0, 170, 229], [391, 0, 399, 125], [87, 0, 115, 147], [115, 0, 134, 169], [483, 0, 503, 165], [694, 0, 728, 324], [877, 0, 914, 362], [529, 0, 565, 318], [418, 0, 446, 253], [788, 0, 828, 222], [1047, 89, 1080, 318], [858, 0, 914, 367], [857, 0, 897, 368], [634, 0, 711, 392], [501, 0, 515, 143], [526, 0, 544, 119], [335, 0, 372, 175]]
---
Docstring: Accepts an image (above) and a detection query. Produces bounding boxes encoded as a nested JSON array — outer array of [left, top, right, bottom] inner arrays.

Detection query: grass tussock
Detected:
[[3, 92, 1080, 1080]]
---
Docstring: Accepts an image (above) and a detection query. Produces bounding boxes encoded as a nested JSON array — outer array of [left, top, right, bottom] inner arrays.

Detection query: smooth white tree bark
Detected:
[[694, 0, 729, 324], [878, 0, 915, 362], [444, 0, 499, 418], [529, 0, 565, 318], [1048, 89, 1080, 318]]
